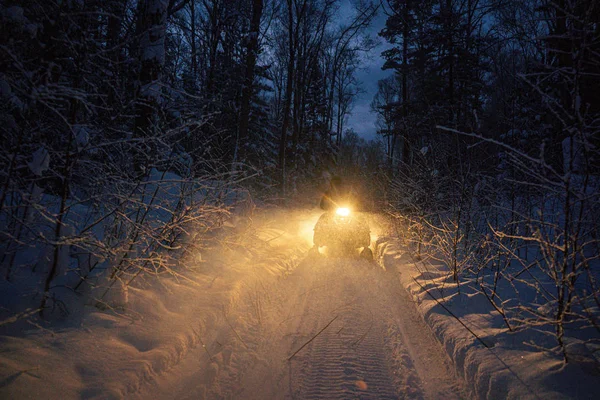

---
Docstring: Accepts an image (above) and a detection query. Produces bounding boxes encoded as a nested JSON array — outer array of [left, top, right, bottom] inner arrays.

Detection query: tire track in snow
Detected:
[[145, 253, 464, 400], [295, 310, 400, 399], [289, 260, 415, 400]]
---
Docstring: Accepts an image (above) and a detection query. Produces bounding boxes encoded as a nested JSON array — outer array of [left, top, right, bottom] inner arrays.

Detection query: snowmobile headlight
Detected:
[[336, 207, 350, 217]]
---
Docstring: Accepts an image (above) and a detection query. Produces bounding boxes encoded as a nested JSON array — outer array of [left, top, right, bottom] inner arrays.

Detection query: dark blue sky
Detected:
[[345, 7, 393, 141]]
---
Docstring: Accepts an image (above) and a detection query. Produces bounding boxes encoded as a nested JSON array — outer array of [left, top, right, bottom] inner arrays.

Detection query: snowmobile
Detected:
[[312, 206, 373, 260]]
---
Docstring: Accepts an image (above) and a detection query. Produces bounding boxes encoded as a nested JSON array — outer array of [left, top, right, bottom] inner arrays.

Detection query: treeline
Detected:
[[376, 0, 600, 362], [0, 0, 380, 199], [374, 0, 599, 176], [0, 0, 384, 317]]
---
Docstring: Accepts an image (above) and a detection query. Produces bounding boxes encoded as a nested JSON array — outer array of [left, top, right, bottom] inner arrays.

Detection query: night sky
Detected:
[[345, 7, 393, 141]]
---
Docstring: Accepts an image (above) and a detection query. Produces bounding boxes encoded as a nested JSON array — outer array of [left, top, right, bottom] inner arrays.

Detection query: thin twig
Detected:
[[287, 315, 339, 361], [223, 307, 249, 349], [0, 308, 42, 327]]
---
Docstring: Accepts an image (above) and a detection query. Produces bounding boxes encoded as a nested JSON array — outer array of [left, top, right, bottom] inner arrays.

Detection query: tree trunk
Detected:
[[134, 0, 169, 170], [135, 0, 168, 135], [107, 1, 125, 61], [106, 1, 126, 104], [292, 26, 307, 167], [445, 0, 454, 122], [327, 64, 337, 134], [401, 0, 410, 166], [190, 0, 198, 79], [279, 0, 307, 195], [237, 0, 264, 163], [206, 0, 221, 95]]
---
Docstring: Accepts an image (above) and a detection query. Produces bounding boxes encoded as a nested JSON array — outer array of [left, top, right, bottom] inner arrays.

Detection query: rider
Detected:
[[313, 175, 371, 258], [320, 175, 352, 211], [312, 176, 348, 253]]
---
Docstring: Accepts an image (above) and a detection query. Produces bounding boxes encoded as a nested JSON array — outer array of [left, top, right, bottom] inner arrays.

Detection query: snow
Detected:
[[27, 147, 50, 176], [3, 6, 25, 23], [147, 0, 169, 14], [376, 237, 600, 400], [1, 5, 37, 36], [562, 136, 585, 173], [0, 77, 11, 97], [140, 81, 162, 103], [0, 76, 24, 110], [73, 124, 89, 149], [0, 166, 239, 320], [0, 208, 311, 399], [1, 209, 598, 399], [142, 43, 165, 64], [133, 212, 461, 400]]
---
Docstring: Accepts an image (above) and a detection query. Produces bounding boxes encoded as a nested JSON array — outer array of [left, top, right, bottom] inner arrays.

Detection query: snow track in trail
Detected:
[[285, 259, 404, 400], [138, 254, 464, 400], [294, 307, 399, 400]]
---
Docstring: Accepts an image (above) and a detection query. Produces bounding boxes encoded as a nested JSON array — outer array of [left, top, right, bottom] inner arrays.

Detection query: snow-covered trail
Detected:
[[137, 254, 465, 399]]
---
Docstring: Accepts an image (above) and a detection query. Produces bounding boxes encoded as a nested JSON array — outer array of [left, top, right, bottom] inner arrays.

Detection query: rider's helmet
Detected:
[[328, 175, 351, 206]]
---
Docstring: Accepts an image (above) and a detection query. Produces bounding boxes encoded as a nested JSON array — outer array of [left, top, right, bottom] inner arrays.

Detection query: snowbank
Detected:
[[376, 237, 600, 400], [0, 167, 241, 335], [0, 208, 314, 399]]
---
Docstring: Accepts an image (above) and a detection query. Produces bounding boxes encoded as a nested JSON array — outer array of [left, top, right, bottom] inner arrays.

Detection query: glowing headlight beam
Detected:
[[336, 207, 350, 217]]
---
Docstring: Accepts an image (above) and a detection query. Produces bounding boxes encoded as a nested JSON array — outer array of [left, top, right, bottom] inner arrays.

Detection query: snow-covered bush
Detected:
[[382, 0, 600, 364], [0, 1, 246, 324], [389, 134, 600, 363], [0, 126, 241, 321]]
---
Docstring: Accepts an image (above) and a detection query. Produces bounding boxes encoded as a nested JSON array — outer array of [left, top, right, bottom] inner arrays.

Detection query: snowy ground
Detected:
[[1, 208, 598, 399], [378, 239, 600, 400], [135, 253, 463, 400]]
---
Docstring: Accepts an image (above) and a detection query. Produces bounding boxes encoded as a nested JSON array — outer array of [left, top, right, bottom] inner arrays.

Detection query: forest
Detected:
[[0, 0, 599, 397]]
